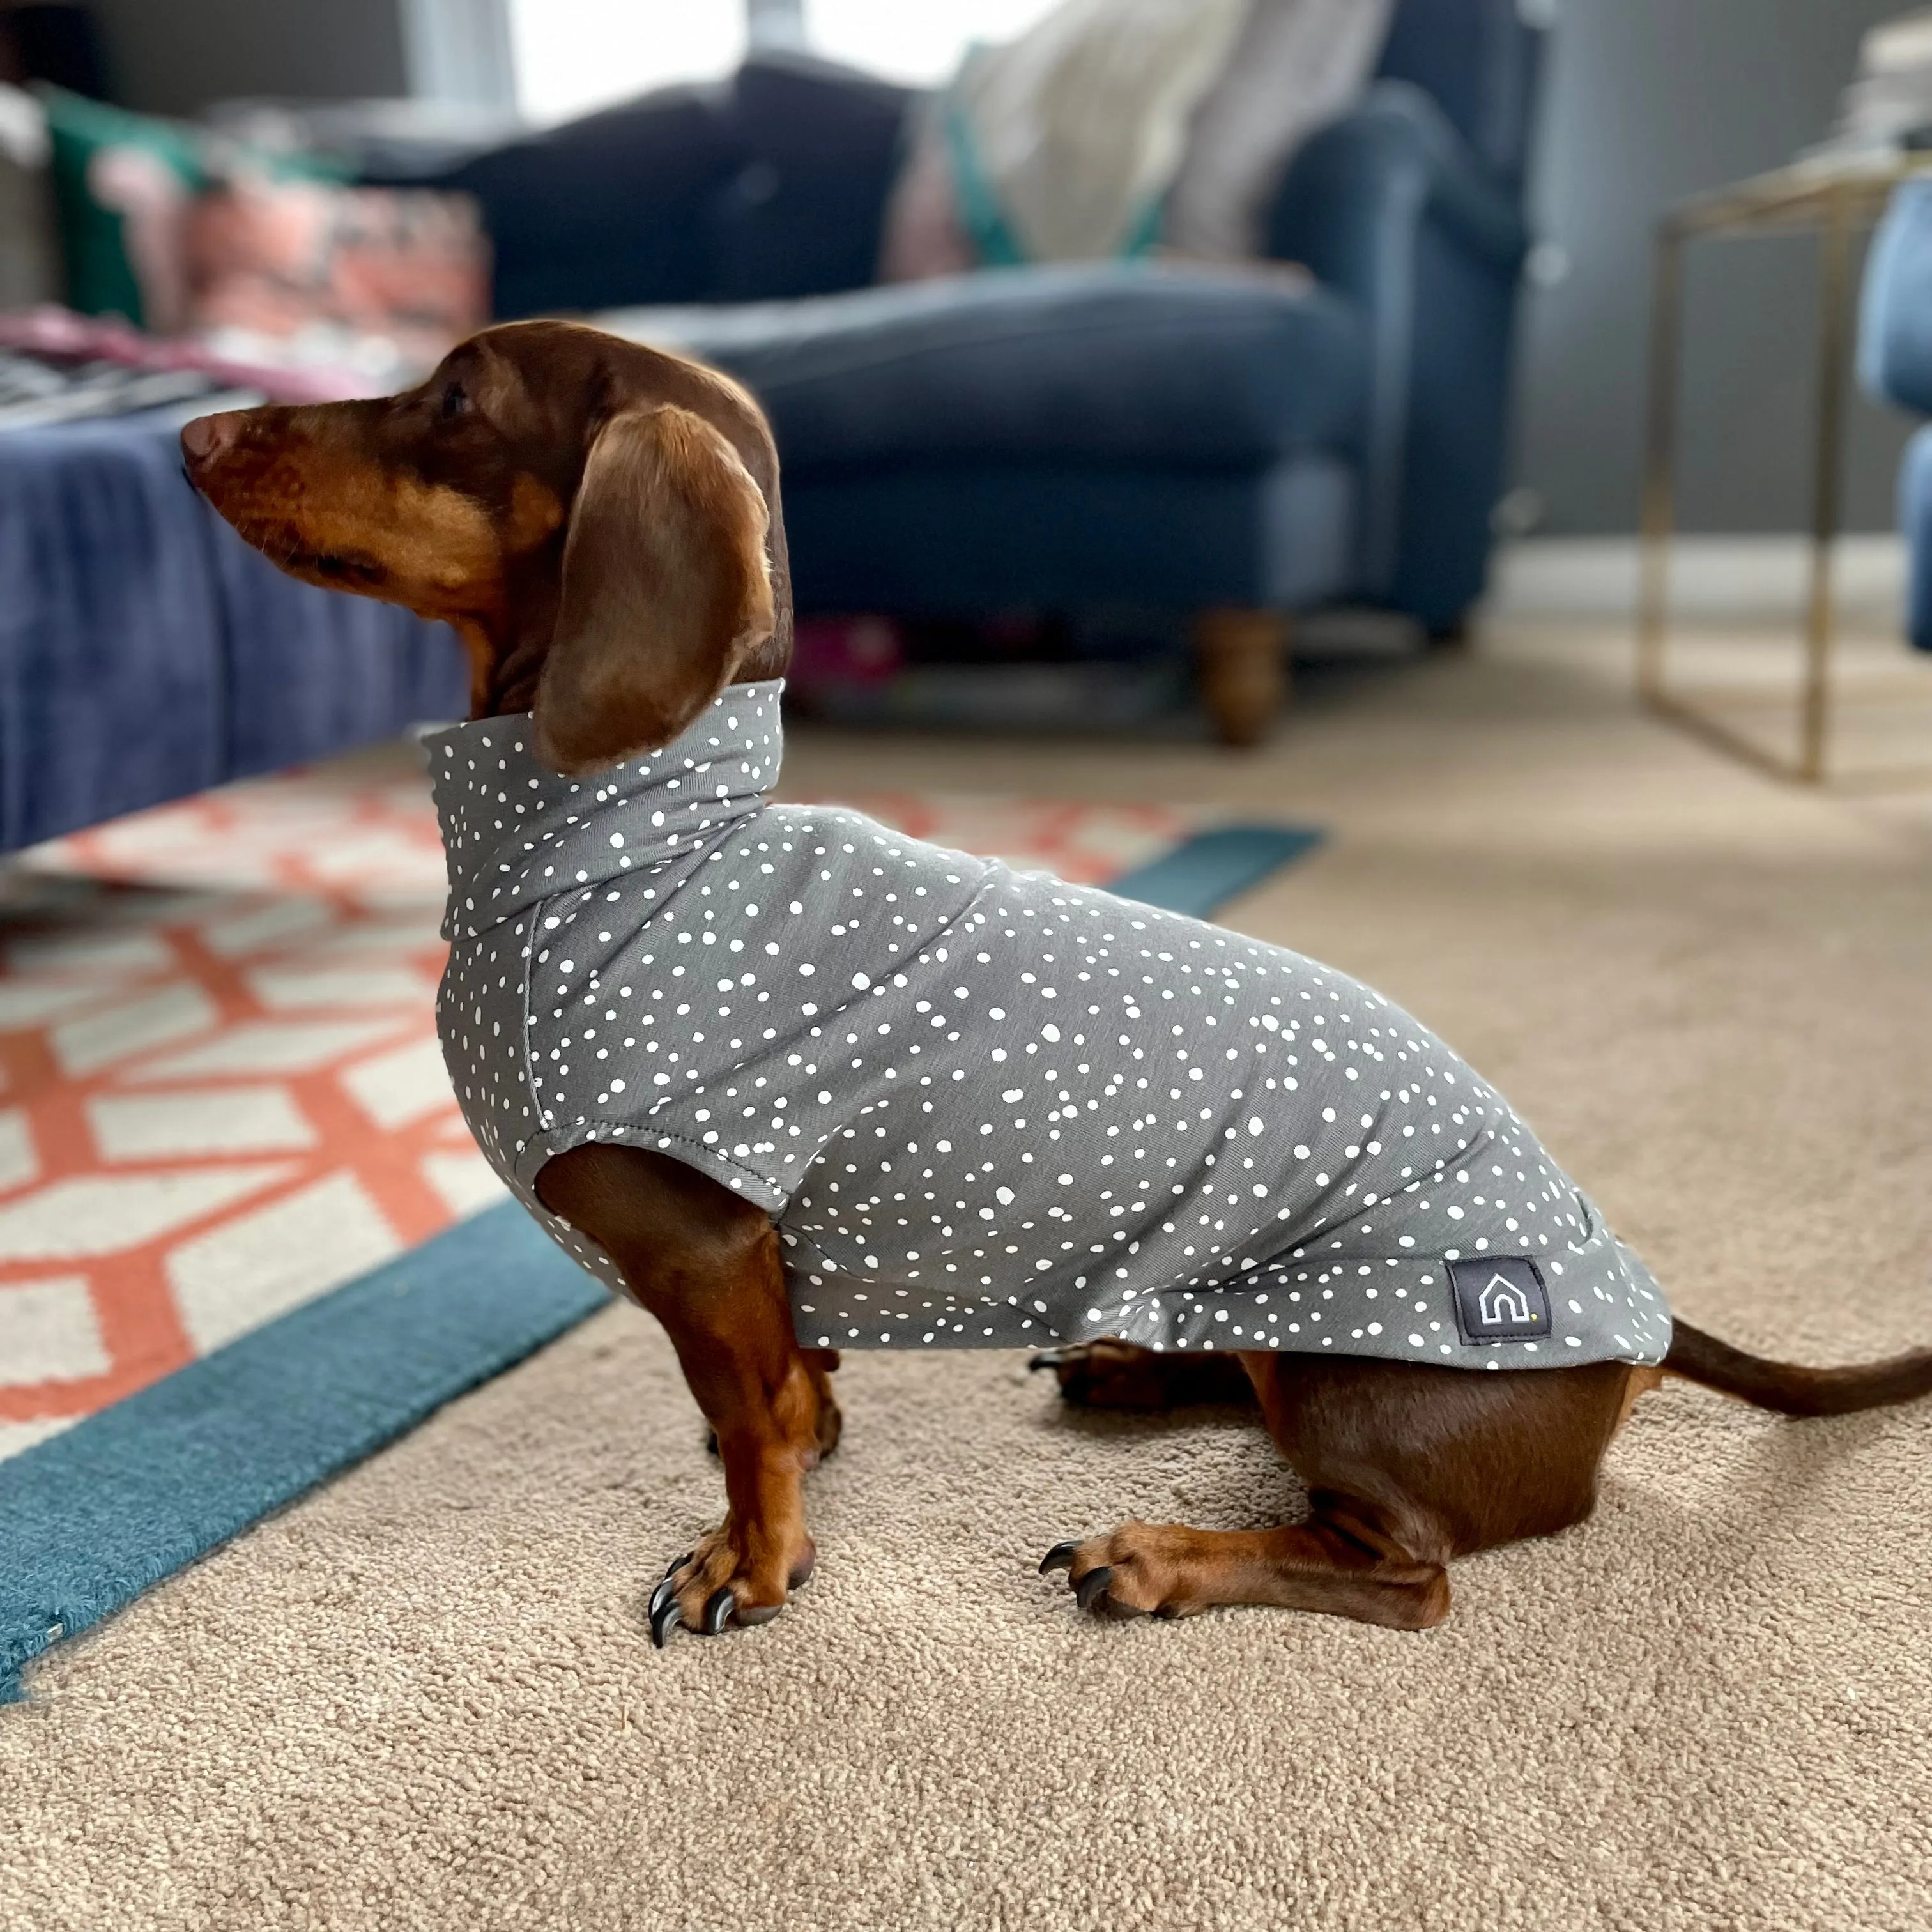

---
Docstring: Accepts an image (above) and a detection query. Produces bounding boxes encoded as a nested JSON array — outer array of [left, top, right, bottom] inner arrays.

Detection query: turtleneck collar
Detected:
[[423, 680, 785, 939]]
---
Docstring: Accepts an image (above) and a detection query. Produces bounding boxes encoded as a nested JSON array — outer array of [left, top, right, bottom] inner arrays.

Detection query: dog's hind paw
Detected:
[[1039, 1517, 1453, 1630], [1037, 1523, 1208, 1622]]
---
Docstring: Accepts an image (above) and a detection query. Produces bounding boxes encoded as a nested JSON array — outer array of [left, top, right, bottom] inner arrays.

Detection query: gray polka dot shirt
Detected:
[[426, 683, 1670, 1369]]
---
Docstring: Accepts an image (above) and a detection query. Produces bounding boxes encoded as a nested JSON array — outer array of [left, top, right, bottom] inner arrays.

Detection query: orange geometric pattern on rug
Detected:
[[0, 745, 1200, 1459]]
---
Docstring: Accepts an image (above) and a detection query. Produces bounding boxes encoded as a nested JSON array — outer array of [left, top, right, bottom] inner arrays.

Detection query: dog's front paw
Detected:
[[1038, 1522, 1211, 1621], [648, 1518, 816, 1647]]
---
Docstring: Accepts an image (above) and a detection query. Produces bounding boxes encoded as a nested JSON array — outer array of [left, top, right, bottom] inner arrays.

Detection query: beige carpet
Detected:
[[5, 622, 1931, 1932]]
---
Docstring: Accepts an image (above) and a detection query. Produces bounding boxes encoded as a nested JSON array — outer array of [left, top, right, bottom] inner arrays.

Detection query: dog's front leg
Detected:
[[536, 1144, 836, 1644]]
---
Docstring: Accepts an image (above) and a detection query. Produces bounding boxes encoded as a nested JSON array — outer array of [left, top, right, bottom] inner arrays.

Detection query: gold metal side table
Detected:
[[1637, 151, 1932, 785]]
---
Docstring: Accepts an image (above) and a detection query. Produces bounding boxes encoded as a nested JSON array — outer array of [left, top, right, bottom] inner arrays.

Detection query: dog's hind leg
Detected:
[[537, 1144, 836, 1645], [1041, 1507, 1452, 1628], [1041, 1353, 1641, 1630], [1029, 1340, 1259, 1411]]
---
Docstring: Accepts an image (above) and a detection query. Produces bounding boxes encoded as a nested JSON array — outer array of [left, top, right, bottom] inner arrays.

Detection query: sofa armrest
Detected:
[[1264, 80, 1531, 624], [1268, 81, 1528, 292]]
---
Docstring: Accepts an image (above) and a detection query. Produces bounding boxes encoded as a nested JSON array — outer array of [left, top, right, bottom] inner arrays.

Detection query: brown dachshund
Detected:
[[183, 321, 1932, 1645]]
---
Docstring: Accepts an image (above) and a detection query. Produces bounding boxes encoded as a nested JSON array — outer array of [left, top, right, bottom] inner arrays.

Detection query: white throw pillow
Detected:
[[950, 0, 1252, 264], [1164, 0, 1395, 262]]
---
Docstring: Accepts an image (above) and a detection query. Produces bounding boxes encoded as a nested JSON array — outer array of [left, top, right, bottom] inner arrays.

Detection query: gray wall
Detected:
[[1515, 0, 1915, 535], [91, 0, 408, 116]]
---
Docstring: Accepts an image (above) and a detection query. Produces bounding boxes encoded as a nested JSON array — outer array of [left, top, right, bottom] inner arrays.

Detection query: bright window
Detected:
[[803, 0, 1064, 86], [506, 0, 1067, 123], [506, 0, 747, 124]]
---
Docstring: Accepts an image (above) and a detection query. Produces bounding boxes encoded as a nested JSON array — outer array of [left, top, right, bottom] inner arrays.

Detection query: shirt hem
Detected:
[[510, 1119, 788, 1216]]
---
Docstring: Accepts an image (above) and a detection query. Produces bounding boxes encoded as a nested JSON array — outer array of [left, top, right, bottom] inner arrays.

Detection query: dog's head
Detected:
[[182, 319, 789, 774]]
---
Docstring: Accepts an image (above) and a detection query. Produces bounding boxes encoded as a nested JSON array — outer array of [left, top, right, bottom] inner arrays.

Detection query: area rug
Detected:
[[6, 624, 1929, 1932], [0, 741, 1320, 1699]]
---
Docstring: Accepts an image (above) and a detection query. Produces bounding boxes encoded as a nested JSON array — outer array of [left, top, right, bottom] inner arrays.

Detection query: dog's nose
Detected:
[[180, 411, 243, 464]]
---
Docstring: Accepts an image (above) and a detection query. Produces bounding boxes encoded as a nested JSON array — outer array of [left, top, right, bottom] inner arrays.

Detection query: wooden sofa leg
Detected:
[[1195, 608, 1291, 748]]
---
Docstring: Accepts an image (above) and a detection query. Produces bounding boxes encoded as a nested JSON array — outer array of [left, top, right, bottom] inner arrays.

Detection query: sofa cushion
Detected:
[[781, 454, 1354, 615], [439, 55, 909, 318], [600, 261, 1367, 475], [446, 86, 741, 318], [706, 55, 914, 303]]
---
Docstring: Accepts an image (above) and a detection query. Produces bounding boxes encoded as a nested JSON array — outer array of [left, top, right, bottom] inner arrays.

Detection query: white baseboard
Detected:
[[1487, 535, 1908, 620]]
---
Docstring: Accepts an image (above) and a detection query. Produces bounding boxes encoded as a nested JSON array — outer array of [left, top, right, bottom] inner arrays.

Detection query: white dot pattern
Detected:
[[425, 683, 1671, 1369]]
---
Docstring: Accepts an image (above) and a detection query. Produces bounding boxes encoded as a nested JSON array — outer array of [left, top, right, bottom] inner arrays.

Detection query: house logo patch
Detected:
[[1448, 1257, 1552, 1344]]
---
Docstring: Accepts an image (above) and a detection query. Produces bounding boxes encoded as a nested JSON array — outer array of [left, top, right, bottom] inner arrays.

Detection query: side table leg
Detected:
[[1800, 195, 1855, 784], [1638, 224, 1684, 709]]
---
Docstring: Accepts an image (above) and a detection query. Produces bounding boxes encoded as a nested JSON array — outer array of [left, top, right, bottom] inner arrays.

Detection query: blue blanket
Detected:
[[0, 411, 466, 852]]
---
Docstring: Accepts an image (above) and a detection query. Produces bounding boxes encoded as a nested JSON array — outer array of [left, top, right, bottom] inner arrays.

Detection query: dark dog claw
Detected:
[[702, 1586, 737, 1636], [649, 1585, 684, 1650], [663, 1551, 691, 1581], [648, 1572, 679, 1626], [1028, 1351, 1070, 1373], [702, 1429, 719, 1457], [1075, 1567, 1114, 1612], [1039, 1540, 1080, 1575]]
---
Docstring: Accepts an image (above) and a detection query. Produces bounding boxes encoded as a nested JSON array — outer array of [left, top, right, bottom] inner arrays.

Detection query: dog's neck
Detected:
[[463, 532, 795, 723], [424, 680, 786, 940]]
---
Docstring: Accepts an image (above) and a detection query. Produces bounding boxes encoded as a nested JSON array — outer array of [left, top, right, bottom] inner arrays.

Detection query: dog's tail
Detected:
[[1664, 1319, 1932, 1417]]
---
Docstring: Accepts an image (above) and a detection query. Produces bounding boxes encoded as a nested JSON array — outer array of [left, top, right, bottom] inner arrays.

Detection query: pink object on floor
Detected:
[[789, 616, 906, 686]]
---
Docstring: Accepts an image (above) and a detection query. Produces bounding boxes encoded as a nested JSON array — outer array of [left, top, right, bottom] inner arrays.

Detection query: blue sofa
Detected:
[[1859, 174, 1932, 652], [0, 0, 1541, 857], [444, 0, 1542, 740]]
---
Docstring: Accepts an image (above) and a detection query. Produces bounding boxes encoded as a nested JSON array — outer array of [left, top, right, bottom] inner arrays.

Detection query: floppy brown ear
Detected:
[[534, 403, 776, 773]]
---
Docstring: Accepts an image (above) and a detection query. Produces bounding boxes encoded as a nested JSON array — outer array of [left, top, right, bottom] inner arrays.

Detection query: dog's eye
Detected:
[[440, 381, 468, 420]]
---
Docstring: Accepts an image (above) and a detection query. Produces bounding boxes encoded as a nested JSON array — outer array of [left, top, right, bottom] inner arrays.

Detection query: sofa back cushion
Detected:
[[450, 55, 910, 318], [708, 56, 912, 302], [446, 85, 742, 318], [449, 10, 1545, 319]]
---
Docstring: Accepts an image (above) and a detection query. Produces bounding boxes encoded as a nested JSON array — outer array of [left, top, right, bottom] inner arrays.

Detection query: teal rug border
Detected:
[[1, 1208, 604, 1700], [0, 820, 1321, 1701], [1106, 824, 1324, 916]]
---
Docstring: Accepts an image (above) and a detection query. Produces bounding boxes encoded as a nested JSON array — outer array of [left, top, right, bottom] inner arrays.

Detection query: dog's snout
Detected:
[[180, 411, 245, 465]]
